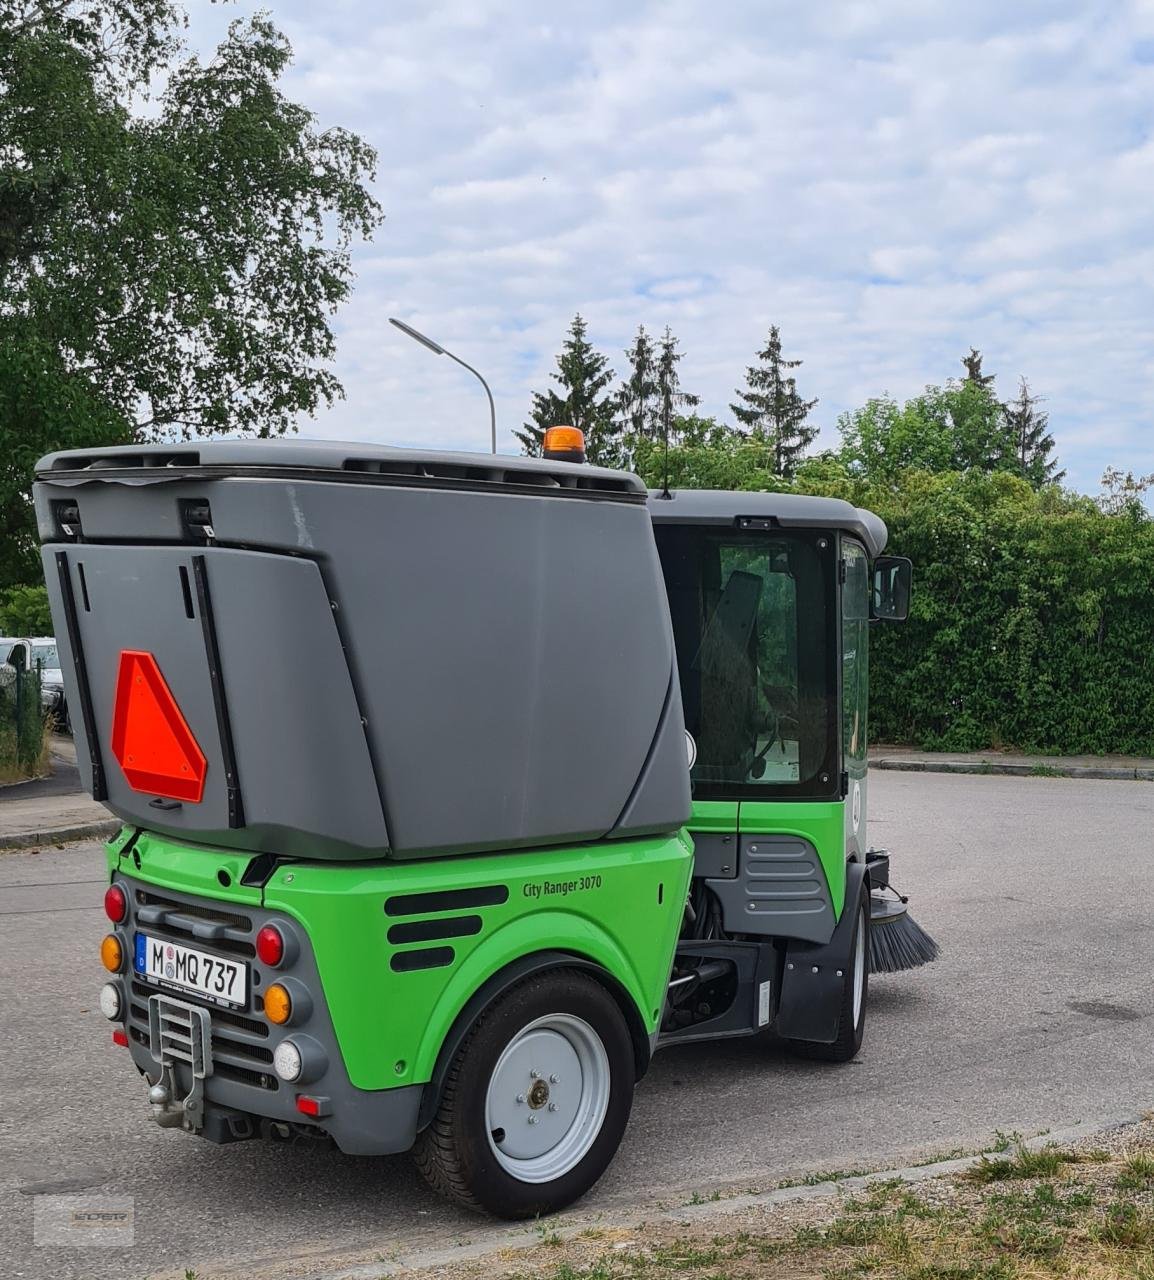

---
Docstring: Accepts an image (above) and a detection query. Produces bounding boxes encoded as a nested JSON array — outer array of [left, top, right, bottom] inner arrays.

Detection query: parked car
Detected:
[[0, 637, 67, 725]]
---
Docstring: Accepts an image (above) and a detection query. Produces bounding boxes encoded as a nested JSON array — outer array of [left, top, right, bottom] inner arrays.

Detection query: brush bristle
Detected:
[[869, 912, 939, 973]]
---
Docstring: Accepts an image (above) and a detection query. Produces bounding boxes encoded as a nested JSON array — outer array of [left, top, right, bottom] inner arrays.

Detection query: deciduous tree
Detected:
[[0, 0, 381, 587], [837, 379, 1028, 481], [1097, 466, 1154, 518]]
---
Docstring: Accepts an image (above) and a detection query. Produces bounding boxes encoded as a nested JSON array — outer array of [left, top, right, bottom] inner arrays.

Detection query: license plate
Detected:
[[134, 934, 248, 1009]]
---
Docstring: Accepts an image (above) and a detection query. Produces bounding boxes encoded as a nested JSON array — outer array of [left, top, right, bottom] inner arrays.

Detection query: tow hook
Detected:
[[144, 995, 211, 1132], [148, 1067, 204, 1132]]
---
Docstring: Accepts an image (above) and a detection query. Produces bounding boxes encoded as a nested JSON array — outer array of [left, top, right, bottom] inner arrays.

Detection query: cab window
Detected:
[[656, 526, 838, 799]]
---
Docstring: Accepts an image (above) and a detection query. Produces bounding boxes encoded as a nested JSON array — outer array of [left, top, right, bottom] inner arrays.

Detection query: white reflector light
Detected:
[[273, 1039, 303, 1082], [99, 983, 122, 1020]]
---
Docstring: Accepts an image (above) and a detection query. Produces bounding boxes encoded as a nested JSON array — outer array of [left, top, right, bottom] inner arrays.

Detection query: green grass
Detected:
[[774, 1165, 875, 1189], [1091, 1200, 1154, 1249], [1114, 1151, 1154, 1191], [963, 1143, 1082, 1185], [0, 669, 47, 783], [504, 1136, 1154, 1280]]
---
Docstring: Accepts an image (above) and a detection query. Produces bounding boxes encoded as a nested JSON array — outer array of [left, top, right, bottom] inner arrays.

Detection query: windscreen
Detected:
[[655, 525, 838, 799], [32, 644, 59, 669]]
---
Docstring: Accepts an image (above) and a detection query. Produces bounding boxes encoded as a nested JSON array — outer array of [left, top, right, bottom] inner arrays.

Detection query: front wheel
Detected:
[[785, 878, 870, 1063], [413, 969, 635, 1218]]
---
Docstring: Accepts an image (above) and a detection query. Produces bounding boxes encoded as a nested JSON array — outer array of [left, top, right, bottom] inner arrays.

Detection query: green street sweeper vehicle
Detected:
[[34, 433, 931, 1220]]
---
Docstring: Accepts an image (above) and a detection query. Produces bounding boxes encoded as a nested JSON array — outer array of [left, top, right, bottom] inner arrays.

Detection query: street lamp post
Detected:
[[388, 318, 497, 455]]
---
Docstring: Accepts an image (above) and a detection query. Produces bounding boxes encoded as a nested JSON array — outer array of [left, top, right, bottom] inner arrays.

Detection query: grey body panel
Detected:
[[647, 490, 888, 559], [36, 442, 690, 860], [705, 835, 836, 945], [688, 832, 737, 879], [114, 871, 422, 1155], [45, 545, 389, 857], [35, 437, 645, 493]]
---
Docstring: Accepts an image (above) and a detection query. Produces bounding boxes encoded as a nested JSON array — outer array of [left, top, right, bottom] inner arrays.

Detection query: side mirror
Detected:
[[871, 556, 912, 622]]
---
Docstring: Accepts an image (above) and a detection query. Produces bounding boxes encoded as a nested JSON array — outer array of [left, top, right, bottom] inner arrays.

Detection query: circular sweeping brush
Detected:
[[870, 891, 940, 974]]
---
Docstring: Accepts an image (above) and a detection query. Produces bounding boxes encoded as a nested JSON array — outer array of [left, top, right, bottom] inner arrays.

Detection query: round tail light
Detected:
[[264, 983, 292, 1025], [100, 934, 124, 973], [256, 925, 286, 967], [104, 885, 127, 923]]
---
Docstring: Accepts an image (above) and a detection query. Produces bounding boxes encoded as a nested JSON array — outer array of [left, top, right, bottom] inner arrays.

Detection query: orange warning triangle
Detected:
[[110, 650, 207, 803]]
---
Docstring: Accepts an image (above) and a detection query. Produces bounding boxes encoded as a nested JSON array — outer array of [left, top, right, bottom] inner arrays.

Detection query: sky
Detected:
[[184, 0, 1154, 495]]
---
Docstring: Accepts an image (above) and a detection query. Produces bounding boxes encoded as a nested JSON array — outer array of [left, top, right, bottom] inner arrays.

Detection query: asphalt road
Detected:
[[2, 771, 1153, 1279], [2, 734, 80, 800]]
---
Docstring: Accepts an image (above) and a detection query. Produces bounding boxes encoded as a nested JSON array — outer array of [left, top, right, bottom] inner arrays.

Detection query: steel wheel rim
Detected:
[[852, 906, 866, 1027], [485, 1013, 611, 1184]]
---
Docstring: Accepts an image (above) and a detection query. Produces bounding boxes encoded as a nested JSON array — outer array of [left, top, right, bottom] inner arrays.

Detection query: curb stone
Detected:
[[0, 771, 50, 789], [252, 1112, 1145, 1280], [0, 819, 121, 851], [873, 758, 1153, 781]]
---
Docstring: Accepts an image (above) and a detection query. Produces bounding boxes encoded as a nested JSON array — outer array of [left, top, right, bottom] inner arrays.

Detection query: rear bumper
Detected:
[[123, 1035, 423, 1154], [111, 871, 424, 1156]]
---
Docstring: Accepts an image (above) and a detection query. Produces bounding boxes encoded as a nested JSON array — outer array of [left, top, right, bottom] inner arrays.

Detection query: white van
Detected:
[[1, 637, 66, 722]]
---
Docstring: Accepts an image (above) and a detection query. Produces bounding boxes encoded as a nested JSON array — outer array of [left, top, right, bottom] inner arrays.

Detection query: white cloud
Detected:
[[183, 0, 1154, 492]]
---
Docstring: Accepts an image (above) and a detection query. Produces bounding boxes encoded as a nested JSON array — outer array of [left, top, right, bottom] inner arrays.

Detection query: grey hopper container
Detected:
[[35, 441, 691, 861]]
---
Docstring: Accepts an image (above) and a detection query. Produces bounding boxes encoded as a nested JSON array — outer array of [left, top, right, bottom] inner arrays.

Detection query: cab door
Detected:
[[841, 539, 870, 862]]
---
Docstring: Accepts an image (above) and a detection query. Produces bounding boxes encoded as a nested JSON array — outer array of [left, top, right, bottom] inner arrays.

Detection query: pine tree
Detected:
[[729, 326, 818, 476], [515, 314, 622, 465], [618, 325, 659, 445], [952, 349, 1019, 473], [655, 327, 700, 447], [961, 347, 996, 389], [1004, 377, 1064, 487]]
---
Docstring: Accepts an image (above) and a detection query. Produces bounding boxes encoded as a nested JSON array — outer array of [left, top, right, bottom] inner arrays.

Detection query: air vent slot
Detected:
[[49, 450, 200, 471], [340, 456, 636, 495]]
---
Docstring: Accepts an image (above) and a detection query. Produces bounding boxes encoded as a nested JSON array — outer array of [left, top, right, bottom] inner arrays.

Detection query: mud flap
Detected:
[[774, 861, 868, 1045]]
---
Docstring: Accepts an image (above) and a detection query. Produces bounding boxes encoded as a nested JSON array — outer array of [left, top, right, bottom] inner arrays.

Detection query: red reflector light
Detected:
[[110, 650, 207, 803], [296, 1095, 321, 1117], [256, 925, 285, 967], [104, 885, 127, 923], [112, 1028, 129, 1047]]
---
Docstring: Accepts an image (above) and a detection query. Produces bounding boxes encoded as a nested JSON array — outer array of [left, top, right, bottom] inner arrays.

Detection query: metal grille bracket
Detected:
[[148, 994, 214, 1079]]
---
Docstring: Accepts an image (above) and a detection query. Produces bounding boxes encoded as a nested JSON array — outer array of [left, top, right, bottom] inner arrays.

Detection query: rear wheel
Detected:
[[786, 878, 870, 1063], [413, 969, 635, 1218]]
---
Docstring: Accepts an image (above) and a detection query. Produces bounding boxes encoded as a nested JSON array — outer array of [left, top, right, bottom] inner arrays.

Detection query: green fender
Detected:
[[412, 909, 656, 1086]]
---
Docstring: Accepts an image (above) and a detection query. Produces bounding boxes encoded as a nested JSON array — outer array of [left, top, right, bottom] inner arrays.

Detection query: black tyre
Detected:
[[412, 969, 635, 1219], [786, 878, 870, 1063]]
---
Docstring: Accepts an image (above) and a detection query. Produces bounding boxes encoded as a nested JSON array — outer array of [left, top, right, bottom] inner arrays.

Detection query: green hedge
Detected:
[[859, 473, 1154, 754], [635, 442, 1154, 755]]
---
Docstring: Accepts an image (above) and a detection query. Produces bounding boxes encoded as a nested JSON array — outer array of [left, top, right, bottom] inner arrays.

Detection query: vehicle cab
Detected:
[[649, 490, 914, 1059], [1, 636, 65, 717]]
